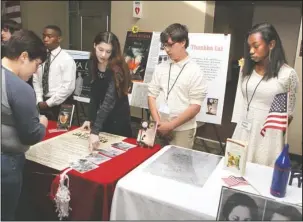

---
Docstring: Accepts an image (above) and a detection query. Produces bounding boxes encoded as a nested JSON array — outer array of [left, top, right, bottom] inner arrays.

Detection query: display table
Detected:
[[110, 145, 302, 220], [17, 121, 161, 221]]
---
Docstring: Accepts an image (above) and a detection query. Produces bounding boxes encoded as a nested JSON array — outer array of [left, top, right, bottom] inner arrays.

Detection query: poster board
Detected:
[[126, 32, 231, 125], [65, 50, 91, 103], [122, 31, 153, 93]]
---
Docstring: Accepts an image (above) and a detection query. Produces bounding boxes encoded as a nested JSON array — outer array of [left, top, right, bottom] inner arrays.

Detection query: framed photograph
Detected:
[[263, 199, 302, 221], [217, 186, 302, 221]]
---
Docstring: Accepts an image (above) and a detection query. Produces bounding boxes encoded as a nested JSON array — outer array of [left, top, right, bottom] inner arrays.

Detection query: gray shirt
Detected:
[[1, 66, 46, 153]]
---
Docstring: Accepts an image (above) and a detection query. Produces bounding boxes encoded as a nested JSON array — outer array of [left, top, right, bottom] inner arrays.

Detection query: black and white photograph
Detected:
[[96, 147, 125, 158], [111, 142, 137, 151], [158, 55, 169, 64], [123, 31, 152, 81], [73, 59, 91, 99], [217, 187, 302, 221], [85, 152, 111, 165], [217, 187, 265, 221], [206, 98, 219, 115], [263, 200, 302, 221], [70, 158, 98, 173]]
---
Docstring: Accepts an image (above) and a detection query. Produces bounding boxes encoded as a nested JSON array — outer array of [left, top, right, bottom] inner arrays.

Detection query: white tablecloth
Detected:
[[110, 145, 302, 220]]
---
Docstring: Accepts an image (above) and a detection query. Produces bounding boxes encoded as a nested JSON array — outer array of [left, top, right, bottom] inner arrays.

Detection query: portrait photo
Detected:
[[217, 187, 265, 221]]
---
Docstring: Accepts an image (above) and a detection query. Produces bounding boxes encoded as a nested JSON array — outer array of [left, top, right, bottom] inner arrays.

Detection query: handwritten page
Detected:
[[25, 129, 126, 171]]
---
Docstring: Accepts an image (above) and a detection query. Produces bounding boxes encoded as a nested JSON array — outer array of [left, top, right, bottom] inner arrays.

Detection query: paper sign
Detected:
[[133, 1, 143, 18]]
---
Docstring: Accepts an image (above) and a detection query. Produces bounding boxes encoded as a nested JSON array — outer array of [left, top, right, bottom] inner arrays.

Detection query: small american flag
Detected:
[[260, 92, 288, 137], [222, 176, 249, 187]]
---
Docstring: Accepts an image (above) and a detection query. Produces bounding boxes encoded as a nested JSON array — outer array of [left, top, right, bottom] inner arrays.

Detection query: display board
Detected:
[[126, 32, 231, 124], [65, 50, 91, 103]]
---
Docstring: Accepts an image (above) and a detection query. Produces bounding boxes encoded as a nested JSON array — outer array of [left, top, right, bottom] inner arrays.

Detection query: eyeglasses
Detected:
[[161, 42, 177, 49]]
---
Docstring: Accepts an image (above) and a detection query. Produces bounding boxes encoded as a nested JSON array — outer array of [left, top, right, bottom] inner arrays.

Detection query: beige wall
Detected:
[[20, 1, 69, 48], [252, 4, 302, 67], [111, 1, 215, 117], [289, 19, 302, 155], [111, 1, 215, 51]]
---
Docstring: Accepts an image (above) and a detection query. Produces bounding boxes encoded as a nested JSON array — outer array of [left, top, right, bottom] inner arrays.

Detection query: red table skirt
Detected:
[[18, 121, 161, 221]]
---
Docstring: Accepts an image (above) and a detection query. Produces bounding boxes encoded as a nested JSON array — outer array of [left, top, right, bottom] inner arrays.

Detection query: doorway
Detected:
[[68, 1, 111, 51]]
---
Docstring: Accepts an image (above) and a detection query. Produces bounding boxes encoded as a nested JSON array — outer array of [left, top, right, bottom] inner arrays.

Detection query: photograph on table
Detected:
[[144, 146, 222, 187], [111, 141, 137, 151], [206, 98, 219, 115], [70, 158, 98, 173], [123, 31, 152, 82], [216, 186, 302, 221], [263, 199, 302, 221], [217, 186, 265, 221], [97, 146, 125, 158], [85, 152, 111, 165]]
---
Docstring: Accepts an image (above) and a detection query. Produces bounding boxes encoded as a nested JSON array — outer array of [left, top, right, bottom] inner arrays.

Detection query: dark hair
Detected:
[[242, 22, 287, 80], [90, 31, 130, 97], [1, 19, 21, 34], [221, 193, 258, 220], [270, 205, 302, 221], [4, 29, 47, 63], [44, 25, 62, 36], [160, 23, 189, 48]]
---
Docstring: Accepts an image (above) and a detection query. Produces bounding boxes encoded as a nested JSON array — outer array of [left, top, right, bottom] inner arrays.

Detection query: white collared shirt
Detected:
[[33, 46, 76, 107], [148, 56, 208, 131]]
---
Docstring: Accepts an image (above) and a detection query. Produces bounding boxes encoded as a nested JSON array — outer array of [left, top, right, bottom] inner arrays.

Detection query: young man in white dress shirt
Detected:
[[33, 25, 76, 120], [148, 23, 208, 149]]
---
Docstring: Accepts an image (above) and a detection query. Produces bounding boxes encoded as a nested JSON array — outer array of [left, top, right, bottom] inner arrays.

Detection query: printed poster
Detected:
[[131, 32, 230, 124], [65, 50, 91, 103], [123, 31, 153, 93]]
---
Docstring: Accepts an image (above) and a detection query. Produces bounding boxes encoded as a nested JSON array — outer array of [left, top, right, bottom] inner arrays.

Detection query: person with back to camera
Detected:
[[148, 23, 208, 149], [80, 31, 132, 152], [1, 29, 48, 221], [220, 192, 259, 221], [231, 23, 299, 167]]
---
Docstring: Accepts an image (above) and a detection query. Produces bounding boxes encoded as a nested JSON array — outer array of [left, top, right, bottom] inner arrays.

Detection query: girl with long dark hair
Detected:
[[231, 23, 299, 166], [81, 31, 132, 151]]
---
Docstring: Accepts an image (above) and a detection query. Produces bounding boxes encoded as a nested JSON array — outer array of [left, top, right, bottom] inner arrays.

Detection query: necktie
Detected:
[[42, 52, 51, 95]]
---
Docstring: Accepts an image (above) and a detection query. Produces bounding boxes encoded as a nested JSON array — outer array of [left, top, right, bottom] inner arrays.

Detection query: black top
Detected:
[[88, 65, 132, 138]]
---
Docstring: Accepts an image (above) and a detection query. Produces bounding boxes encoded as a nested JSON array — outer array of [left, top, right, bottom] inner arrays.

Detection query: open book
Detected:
[[57, 104, 75, 130], [223, 138, 248, 176]]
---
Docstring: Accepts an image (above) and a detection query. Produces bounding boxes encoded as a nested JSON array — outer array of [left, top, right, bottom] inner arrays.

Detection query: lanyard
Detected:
[[166, 62, 188, 101], [41, 49, 62, 74], [245, 74, 264, 113]]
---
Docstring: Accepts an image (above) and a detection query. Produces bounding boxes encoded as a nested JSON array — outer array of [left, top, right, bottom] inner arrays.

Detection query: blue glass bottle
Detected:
[[270, 144, 291, 198]]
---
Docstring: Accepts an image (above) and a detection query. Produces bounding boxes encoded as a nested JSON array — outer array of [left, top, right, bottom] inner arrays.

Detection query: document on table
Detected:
[[25, 129, 126, 171], [144, 146, 222, 187]]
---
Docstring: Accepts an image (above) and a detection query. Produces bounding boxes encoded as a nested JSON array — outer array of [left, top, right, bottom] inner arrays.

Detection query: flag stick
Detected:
[[284, 90, 290, 145]]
